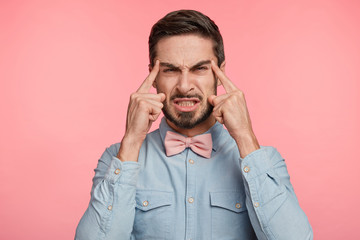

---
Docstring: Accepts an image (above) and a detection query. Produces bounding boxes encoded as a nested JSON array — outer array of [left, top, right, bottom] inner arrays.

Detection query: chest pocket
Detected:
[[210, 191, 256, 240], [132, 190, 174, 240]]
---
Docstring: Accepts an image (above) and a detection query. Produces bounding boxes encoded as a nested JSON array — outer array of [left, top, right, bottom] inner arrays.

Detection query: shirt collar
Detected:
[[159, 117, 224, 152]]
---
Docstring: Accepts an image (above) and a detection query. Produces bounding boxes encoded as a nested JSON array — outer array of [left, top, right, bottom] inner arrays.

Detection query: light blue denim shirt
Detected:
[[76, 118, 313, 240]]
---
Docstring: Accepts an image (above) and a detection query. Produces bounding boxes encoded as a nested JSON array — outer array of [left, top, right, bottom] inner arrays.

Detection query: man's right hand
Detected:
[[117, 60, 165, 162]]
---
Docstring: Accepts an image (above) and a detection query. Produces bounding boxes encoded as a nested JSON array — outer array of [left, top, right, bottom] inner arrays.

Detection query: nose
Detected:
[[176, 71, 194, 94]]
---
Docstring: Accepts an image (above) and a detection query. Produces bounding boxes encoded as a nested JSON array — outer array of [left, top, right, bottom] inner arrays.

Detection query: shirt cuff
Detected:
[[240, 147, 272, 180], [104, 156, 141, 186]]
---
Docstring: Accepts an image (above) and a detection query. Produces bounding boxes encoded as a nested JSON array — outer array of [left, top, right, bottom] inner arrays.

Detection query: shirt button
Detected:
[[235, 203, 241, 209], [114, 168, 121, 175], [142, 200, 149, 207], [243, 166, 250, 173], [189, 159, 194, 164], [188, 197, 194, 203], [254, 202, 259, 208], [107, 205, 113, 211]]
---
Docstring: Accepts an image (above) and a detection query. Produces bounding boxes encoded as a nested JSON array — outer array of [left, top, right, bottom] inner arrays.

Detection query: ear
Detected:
[[220, 61, 226, 72], [148, 64, 152, 73], [216, 61, 226, 86]]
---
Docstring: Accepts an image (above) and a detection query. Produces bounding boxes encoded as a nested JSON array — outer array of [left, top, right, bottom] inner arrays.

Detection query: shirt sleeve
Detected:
[[75, 143, 141, 240], [240, 146, 313, 240]]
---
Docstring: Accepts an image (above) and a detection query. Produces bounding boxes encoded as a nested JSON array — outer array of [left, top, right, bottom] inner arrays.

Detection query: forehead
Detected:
[[155, 34, 216, 67]]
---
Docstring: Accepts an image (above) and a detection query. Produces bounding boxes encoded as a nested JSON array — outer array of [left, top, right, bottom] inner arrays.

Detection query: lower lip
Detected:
[[173, 102, 200, 112]]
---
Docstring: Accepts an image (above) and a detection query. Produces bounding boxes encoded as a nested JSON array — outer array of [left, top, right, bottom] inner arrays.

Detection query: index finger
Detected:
[[137, 60, 160, 93], [211, 60, 237, 93]]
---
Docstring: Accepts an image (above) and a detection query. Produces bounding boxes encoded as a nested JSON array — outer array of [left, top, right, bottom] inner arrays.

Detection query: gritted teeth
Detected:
[[178, 101, 196, 106], [173, 98, 200, 104]]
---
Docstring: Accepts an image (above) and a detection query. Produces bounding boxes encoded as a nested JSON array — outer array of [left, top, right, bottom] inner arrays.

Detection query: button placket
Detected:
[[185, 151, 196, 240]]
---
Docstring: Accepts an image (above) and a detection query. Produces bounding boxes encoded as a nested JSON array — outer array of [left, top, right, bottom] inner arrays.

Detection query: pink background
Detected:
[[1, 0, 359, 239]]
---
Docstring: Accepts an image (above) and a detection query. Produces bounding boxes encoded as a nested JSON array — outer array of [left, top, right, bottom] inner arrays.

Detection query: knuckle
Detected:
[[229, 94, 237, 101], [130, 93, 138, 101], [155, 107, 162, 114], [214, 97, 223, 106], [236, 90, 244, 97], [138, 99, 147, 108], [212, 109, 221, 117], [232, 92, 244, 100]]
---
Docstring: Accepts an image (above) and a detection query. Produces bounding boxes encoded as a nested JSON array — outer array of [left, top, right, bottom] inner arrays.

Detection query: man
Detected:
[[75, 10, 313, 240]]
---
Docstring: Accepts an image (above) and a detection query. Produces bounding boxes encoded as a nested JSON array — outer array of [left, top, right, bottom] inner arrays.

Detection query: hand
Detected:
[[208, 60, 259, 158], [118, 60, 165, 161]]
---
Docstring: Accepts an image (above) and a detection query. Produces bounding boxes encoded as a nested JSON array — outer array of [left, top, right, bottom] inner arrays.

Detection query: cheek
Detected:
[[155, 77, 176, 95], [196, 75, 217, 94]]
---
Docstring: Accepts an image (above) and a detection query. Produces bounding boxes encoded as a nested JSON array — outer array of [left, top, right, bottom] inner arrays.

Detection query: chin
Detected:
[[163, 105, 213, 130]]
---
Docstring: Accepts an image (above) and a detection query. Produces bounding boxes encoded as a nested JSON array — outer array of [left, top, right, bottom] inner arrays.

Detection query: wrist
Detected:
[[117, 134, 144, 162], [233, 131, 260, 159], [122, 133, 144, 148]]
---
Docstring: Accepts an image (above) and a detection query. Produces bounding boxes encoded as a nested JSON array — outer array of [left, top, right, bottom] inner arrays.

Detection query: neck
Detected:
[[166, 116, 216, 137]]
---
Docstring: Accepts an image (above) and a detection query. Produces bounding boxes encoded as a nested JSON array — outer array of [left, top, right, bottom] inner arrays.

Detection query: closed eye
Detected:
[[193, 66, 209, 72], [163, 68, 179, 73], [196, 66, 208, 71]]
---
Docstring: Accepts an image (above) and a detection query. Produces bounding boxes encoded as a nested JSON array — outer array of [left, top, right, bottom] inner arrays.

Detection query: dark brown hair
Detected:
[[148, 10, 225, 67]]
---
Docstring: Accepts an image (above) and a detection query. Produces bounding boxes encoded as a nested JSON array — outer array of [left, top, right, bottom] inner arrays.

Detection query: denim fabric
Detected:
[[76, 118, 312, 240]]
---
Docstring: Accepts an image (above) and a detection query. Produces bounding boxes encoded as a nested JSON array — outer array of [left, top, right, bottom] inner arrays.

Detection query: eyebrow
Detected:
[[160, 62, 180, 70], [160, 60, 211, 71], [190, 60, 211, 71]]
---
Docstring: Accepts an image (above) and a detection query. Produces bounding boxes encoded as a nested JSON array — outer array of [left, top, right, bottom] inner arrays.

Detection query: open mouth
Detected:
[[173, 98, 200, 112]]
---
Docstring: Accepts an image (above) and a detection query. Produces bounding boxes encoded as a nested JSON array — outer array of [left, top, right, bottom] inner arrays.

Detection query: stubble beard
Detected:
[[162, 95, 214, 129], [161, 80, 217, 129]]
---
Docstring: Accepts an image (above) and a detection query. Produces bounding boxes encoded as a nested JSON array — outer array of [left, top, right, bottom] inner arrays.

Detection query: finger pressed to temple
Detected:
[[137, 60, 160, 93]]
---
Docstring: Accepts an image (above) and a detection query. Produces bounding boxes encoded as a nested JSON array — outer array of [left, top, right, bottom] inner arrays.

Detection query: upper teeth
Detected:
[[178, 101, 195, 106]]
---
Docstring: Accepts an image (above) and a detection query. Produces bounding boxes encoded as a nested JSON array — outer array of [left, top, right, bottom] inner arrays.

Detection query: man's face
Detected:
[[153, 34, 220, 129]]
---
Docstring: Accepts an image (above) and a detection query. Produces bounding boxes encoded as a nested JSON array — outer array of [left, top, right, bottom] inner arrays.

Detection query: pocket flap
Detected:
[[136, 190, 173, 211], [210, 191, 247, 213]]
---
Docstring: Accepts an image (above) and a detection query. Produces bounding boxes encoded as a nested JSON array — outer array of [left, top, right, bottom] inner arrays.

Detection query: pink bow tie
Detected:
[[164, 131, 213, 158]]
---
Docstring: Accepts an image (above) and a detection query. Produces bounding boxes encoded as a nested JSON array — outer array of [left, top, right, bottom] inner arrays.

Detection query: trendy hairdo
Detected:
[[148, 10, 225, 67]]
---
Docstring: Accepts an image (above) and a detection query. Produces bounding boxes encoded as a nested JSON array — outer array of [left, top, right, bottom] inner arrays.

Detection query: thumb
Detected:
[[208, 95, 216, 106]]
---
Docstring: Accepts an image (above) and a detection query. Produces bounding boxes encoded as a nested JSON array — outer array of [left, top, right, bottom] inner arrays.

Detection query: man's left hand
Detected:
[[208, 60, 260, 158]]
